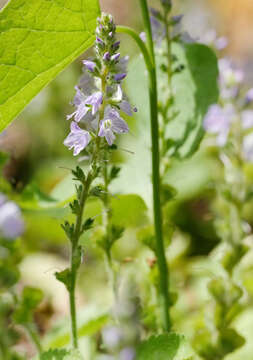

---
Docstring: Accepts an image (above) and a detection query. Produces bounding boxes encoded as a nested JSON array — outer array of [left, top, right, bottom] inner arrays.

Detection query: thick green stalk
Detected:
[[139, 0, 170, 332], [118, 2, 171, 331]]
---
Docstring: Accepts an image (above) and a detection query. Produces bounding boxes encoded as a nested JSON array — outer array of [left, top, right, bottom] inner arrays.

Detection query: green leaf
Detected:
[[82, 217, 95, 231], [110, 194, 148, 227], [55, 268, 71, 291], [161, 42, 219, 158], [136, 333, 181, 360], [217, 328, 245, 357], [127, 42, 218, 159], [0, 0, 100, 131]]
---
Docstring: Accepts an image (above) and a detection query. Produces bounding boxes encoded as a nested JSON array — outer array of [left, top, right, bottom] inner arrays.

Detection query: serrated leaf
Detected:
[[55, 268, 71, 291], [136, 333, 181, 360], [0, 0, 100, 131]]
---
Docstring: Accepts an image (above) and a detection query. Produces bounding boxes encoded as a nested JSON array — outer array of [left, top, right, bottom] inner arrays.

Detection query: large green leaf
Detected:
[[0, 0, 100, 131]]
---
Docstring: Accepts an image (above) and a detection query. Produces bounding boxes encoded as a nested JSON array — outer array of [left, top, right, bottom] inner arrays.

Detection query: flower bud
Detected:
[[161, 0, 172, 11]]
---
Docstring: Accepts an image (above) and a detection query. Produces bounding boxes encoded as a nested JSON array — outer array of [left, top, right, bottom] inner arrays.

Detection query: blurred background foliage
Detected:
[[1, 0, 253, 359]]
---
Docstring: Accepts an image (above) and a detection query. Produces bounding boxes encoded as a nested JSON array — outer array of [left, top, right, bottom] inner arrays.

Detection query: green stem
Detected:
[[25, 323, 42, 355], [118, 2, 171, 331], [163, 11, 172, 89], [69, 172, 93, 349], [117, 26, 153, 74], [102, 155, 118, 303], [139, 0, 171, 332]]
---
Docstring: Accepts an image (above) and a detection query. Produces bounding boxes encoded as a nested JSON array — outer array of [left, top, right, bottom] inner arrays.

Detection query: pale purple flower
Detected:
[[82, 60, 96, 72], [220, 86, 239, 100], [119, 348, 136, 360], [99, 106, 129, 145], [245, 88, 253, 104], [243, 133, 253, 162], [219, 58, 244, 87], [215, 36, 228, 50], [79, 71, 97, 96], [242, 110, 253, 129], [199, 29, 217, 46], [204, 104, 235, 146], [198, 30, 228, 50], [67, 89, 102, 122], [109, 85, 135, 116], [119, 100, 133, 116], [218, 58, 244, 100], [102, 326, 123, 349], [0, 194, 6, 207], [85, 91, 103, 115], [140, 32, 146, 42], [0, 198, 24, 239], [64, 121, 91, 156]]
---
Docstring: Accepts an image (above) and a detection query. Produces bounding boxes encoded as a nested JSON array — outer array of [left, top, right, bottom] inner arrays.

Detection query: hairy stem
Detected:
[[70, 172, 93, 349]]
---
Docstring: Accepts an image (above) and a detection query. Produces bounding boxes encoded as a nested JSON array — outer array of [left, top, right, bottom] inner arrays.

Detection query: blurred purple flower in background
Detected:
[[102, 326, 123, 349], [242, 110, 253, 129], [203, 104, 235, 146], [243, 133, 253, 162], [119, 348, 136, 360], [199, 29, 228, 50], [0, 195, 24, 240], [245, 88, 253, 104]]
